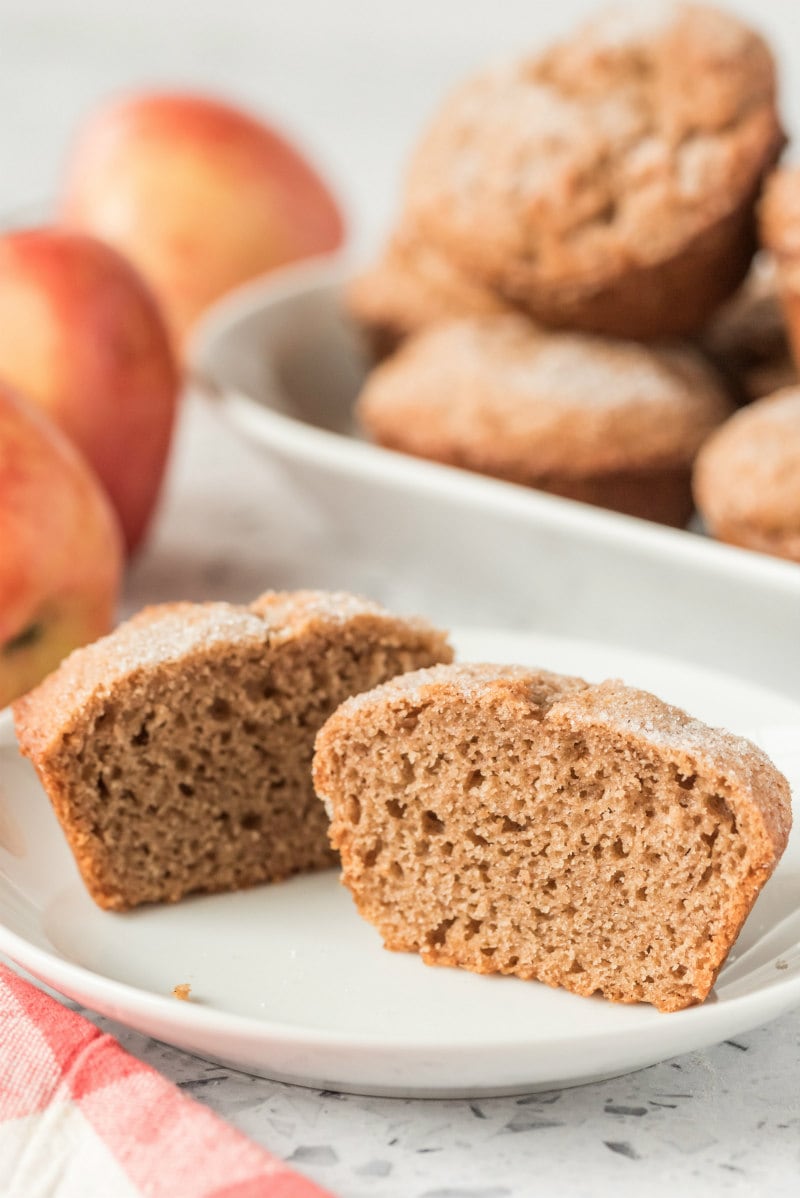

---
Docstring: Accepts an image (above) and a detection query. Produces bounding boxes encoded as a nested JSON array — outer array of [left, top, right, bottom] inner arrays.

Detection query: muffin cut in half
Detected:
[[313, 663, 791, 1012], [13, 590, 452, 911], [357, 314, 732, 526]]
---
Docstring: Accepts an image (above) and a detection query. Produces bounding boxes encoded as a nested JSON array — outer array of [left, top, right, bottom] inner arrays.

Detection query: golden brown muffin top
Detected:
[[13, 591, 451, 760], [694, 387, 800, 535], [358, 314, 732, 475], [319, 661, 792, 865], [405, 3, 781, 287]]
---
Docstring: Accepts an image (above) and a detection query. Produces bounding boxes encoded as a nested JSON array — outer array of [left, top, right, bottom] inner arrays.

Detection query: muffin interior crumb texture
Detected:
[[15, 593, 451, 911], [314, 664, 790, 1012]]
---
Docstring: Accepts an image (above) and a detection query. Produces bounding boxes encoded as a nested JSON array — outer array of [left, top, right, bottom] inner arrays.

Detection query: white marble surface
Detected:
[[2, 2, 800, 1194]]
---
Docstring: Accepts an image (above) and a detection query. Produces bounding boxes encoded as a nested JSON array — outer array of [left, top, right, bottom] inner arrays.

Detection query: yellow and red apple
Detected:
[[60, 90, 346, 346], [0, 229, 180, 555], [0, 383, 122, 708]]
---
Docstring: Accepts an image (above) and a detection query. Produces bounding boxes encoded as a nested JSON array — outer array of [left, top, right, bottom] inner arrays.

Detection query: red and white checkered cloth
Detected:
[[0, 965, 333, 1198]]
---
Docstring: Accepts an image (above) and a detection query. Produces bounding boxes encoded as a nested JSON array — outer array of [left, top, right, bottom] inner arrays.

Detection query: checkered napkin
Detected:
[[0, 965, 333, 1198]]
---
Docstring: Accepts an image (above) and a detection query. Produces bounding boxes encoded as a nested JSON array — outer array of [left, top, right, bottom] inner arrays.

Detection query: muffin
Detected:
[[313, 662, 791, 1012], [403, 4, 783, 338], [357, 313, 732, 526], [700, 255, 795, 404], [13, 590, 452, 910], [693, 387, 800, 561], [760, 168, 800, 371], [347, 227, 512, 357]]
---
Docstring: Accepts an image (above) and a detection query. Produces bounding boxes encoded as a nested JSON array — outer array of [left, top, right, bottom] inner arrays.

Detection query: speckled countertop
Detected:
[[2, 3, 800, 1192], [73, 1010, 800, 1197]]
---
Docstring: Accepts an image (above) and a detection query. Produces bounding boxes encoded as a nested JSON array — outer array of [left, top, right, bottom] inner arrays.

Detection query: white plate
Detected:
[[1, 627, 798, 1098]]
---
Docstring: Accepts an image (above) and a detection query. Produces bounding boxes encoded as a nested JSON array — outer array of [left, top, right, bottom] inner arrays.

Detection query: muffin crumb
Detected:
[[13, 591, 452, 911], [314, 662, 791, 1012]]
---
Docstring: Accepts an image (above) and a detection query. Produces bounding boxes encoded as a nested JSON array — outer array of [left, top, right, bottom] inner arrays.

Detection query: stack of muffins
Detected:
[[348, 2, 800, 559]]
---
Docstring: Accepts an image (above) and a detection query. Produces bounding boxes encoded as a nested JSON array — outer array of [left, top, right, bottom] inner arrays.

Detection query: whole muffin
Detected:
[[760, 169, 800, 372], [357, 314, 732, 526], [693, 387, 800, 561], [347, 228, 512, 357], [404, 3, 783, 338]]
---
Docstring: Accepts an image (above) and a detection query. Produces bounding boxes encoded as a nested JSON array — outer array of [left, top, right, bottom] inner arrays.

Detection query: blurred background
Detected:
[[1, 0, 797, 623], [1, 0, 797, 256]]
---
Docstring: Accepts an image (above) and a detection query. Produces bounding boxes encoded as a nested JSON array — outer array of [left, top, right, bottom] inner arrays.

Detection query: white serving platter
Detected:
[[1, 627, 798, 1098], [188, 258, 800, 698]]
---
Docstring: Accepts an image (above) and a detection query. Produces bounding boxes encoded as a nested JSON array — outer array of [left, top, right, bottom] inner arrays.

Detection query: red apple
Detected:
[[59, 90, 346, 346], [0, 383, 122, 708], [0, 229, 180, 554]]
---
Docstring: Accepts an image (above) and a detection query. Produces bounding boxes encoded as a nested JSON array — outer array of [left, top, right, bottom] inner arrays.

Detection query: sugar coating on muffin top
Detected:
[[358, 314, 731, 477], [405, 3, 781, 288]]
